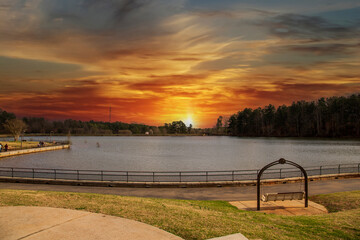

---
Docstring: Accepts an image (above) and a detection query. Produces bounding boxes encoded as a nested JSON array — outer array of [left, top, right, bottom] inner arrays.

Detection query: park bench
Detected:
[[261, 191, 305, 202]]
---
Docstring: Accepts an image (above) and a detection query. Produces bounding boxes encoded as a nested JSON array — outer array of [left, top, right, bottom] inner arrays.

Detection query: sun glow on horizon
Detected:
[[184, 115, 194, 127]]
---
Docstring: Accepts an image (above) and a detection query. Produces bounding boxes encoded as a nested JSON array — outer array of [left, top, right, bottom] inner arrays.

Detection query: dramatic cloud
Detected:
[[280, 43, 360, 56], [0, 0, 360, 127], [263, 13, 359, 40]]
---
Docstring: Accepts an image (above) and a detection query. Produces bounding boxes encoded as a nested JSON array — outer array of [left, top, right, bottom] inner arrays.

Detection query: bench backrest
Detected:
[[261, 192, 304, 202]]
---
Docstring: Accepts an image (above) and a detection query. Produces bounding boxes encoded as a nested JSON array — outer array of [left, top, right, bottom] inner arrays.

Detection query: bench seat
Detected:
[[261, 191, 305, 202]]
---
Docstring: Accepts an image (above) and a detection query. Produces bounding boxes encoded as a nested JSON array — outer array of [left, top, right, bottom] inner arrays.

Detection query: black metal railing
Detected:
[[0, 163, 358, 183]]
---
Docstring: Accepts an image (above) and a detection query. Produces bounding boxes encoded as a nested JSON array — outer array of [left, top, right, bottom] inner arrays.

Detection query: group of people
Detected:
[[0, 143, 8, 152], [37, 141, 46, 147]]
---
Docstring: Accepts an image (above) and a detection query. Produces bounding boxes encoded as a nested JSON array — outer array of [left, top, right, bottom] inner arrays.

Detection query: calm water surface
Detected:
[[0, 136, 359, 171]]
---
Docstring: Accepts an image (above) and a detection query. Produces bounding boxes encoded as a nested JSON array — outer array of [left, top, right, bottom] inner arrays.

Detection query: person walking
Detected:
[[4, 144, 8, 152]]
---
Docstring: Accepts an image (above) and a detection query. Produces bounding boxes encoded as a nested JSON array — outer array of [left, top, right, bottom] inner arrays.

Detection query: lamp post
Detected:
[[20, 130, 26, 149], [50, 131, 54, 143]]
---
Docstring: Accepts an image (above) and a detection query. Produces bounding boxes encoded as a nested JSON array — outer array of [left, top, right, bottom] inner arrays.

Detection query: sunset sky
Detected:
[[1, 0, 360, 127]]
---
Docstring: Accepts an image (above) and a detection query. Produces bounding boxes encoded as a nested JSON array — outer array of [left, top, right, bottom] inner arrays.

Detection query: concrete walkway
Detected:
[[0, 206, 183, 240], [230, 200, 328, 216], [0, 177, 359, 201], [0, 145, 70, 158], [208, 233, 249, 240]]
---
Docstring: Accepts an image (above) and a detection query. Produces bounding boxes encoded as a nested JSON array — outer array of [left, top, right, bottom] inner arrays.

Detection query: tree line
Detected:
[[0, 110, 208, 136], [0, 115, 157, 135], [2, 93, 359, 138], [218, 93, 360, 137]]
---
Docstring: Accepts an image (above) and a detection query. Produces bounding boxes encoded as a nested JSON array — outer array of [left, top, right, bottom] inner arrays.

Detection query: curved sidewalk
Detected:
[[0, 145, 70, 158], [0, 177, 359, 201], [0, 206, 183, 240]]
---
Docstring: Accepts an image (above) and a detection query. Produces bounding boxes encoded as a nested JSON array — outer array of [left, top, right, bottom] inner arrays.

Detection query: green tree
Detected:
[[216, 116, 223, 129], [227, 114, 237, 135], [263, 104, 275, 136], [187, 124, 193, 134], [221, 93, 360, 137], [0, 109, 16, 133]]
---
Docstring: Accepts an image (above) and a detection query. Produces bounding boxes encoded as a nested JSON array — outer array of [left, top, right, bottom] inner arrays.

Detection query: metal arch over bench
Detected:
[[257, 158, 308, 211]]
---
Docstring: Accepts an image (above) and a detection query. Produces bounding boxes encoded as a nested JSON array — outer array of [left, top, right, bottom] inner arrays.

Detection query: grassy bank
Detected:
[[309, 191, 360, 213], [0, 141, 56, 151], [0, 189, 359, 240]]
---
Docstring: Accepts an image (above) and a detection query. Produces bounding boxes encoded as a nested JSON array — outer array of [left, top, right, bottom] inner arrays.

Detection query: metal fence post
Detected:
[[179, 172, 182, 182], [101, 171, 103, 181], [32, 169, 35, 179], [153, 172, 155, 183], [126, 172, 129, 182], [232, 171, 234, 181], [77, 170, 79, 180], [320, 166, 322, 175], [54, 169, 56, 180], [338, 164, 341, 174], [11, 168, 13, 178], [206, 171, 208, 182], [280, 169, 282, 179]]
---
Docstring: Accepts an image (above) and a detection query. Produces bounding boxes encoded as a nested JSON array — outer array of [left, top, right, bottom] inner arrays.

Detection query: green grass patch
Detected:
[[0, 189, 359, 240], [310, 191, 360, 213]]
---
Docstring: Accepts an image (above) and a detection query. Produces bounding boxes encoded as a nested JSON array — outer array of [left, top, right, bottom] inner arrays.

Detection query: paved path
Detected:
[[208, 233, 249, 240], [0, 145, 70, 158], [0, 178, 359, 201], [230, 200, 328, 216], [0, 206, 183, 240]]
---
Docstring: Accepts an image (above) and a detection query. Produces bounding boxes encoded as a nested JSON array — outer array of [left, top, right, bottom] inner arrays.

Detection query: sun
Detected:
[[184, 116, 194, 127]]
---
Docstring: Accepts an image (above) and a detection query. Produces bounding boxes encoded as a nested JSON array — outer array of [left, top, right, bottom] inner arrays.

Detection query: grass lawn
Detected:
[[0, 189, 359, 240], [0, 141, 56, 151], [309, 191, 360, 213]]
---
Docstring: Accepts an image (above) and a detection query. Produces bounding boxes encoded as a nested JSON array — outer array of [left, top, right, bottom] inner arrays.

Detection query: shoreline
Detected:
[[2, 134, 360, 141], [0, 144, 71, 158]]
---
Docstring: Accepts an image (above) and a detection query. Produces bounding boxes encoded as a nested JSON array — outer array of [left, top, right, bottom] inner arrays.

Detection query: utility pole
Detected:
[[109, 105, 112, 123]]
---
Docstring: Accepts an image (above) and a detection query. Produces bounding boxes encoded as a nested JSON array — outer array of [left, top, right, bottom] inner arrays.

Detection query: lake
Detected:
[[0, 136, 359, 171]]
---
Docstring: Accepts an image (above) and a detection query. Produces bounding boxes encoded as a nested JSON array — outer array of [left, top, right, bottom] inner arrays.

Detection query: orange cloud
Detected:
[[1, 1, 360, 127]]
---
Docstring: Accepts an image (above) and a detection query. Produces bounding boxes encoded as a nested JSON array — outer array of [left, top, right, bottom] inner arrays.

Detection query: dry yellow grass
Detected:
[[0, 141, 56, 151]]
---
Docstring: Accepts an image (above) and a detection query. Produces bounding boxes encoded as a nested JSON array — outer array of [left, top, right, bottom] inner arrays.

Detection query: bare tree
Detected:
[[3, 119, 27, 141]]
